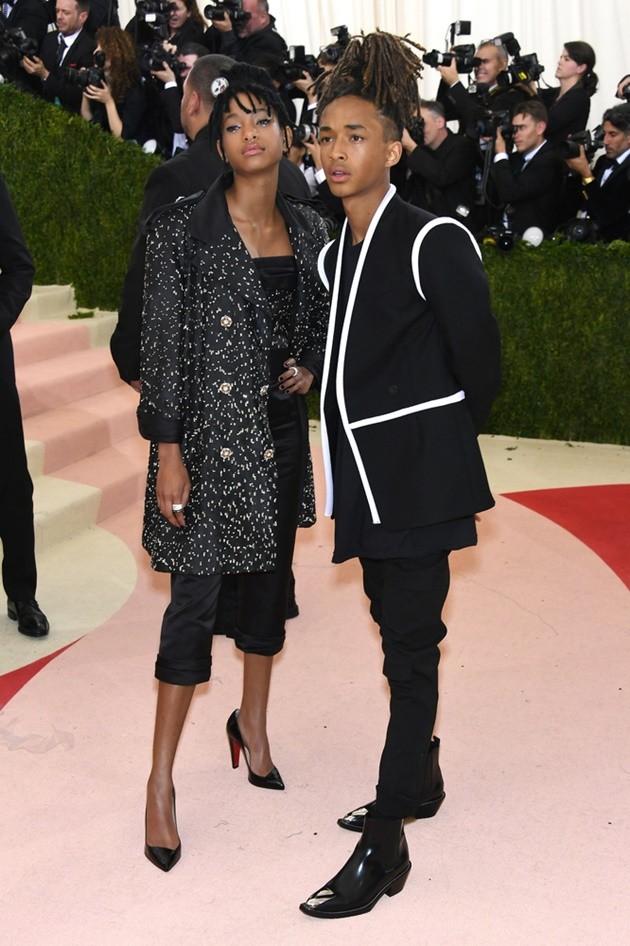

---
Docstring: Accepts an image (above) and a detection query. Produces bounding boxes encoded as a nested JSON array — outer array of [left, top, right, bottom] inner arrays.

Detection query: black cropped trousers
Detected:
[[360, 551, 450, 819], [155, 385, 303, 687]]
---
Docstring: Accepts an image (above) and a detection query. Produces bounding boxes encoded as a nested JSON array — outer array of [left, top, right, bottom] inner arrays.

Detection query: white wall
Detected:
[[118, 0, 630, 125]]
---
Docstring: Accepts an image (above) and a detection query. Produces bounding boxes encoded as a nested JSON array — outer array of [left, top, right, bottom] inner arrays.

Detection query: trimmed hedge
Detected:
[[1, 84, 628, 443], [0, 83, 159, 309]]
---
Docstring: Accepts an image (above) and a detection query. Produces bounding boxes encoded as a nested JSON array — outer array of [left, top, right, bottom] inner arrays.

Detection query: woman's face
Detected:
[[219, 95, 286, 174], [555, 48, 586, 81], [168, 0, 190, 33]]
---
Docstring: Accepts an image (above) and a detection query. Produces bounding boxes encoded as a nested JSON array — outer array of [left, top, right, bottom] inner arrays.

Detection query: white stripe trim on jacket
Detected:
[[348, 390, 465, 430]]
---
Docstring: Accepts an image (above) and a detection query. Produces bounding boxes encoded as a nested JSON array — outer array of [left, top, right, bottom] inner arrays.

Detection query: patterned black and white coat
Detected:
[[138, 176, 330, 575]]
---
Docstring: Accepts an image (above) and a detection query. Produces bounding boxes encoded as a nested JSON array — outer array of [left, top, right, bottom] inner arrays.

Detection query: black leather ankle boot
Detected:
[[299, 815, 411, 919], [337, 735, 445, 832]]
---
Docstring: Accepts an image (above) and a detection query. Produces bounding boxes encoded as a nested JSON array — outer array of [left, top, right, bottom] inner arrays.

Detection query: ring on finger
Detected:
[[172, 503, 184, 512], [290, 365, 299, 378]]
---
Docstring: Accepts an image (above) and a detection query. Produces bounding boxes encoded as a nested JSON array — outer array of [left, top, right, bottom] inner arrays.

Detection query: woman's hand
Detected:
[[303, 133, 323, 170], [279, 357, 314, 396], [156, 443, 191, 527], [84, 80, 113, 104]]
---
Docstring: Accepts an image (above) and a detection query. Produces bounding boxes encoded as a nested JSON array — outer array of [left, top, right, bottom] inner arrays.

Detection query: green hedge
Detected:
[[1, 84, 628, 444], [0, 83, 159, 309]]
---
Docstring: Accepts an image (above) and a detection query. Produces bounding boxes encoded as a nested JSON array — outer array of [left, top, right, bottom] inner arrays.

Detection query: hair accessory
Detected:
[[211, 76, 230, 97]]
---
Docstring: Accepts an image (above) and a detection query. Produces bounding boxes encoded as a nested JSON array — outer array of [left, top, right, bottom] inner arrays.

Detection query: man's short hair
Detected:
[[186, 54, 236, 110], [178, 42, 209, 59], [75, 0, 90, 14], [513, 99, 548, 125], [477, 41, 508, 65], [603, 102, 630, 132], [421, 100, 445, 120]]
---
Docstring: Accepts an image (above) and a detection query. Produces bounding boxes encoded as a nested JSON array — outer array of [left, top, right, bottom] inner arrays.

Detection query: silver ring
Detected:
[[171, 503, 184, 512], [290, 365, 299, 377]]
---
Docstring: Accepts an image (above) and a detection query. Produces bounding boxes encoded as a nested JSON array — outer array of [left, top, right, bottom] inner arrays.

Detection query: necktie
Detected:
[[600, 160, 616, 186], [56, 35, 67, 67]]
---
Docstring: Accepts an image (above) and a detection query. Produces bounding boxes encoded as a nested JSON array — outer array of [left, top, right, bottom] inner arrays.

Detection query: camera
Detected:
[[407, 116, 425, 146], [204, 1, 251, 31], [423, 44, 476, 74], [319, 24, 350, 66], [291, 122, 318, 145], [140, 41, 185, 75], [556, 125, 604, 160], [480, 224, 515, 251], [474, 108, 513, 141], [62, 51, 106, 89], [279, 45, 321, 83], [487, 33, 544, 87], [563, 215, 599, 243], [0, 26, 38, 71]]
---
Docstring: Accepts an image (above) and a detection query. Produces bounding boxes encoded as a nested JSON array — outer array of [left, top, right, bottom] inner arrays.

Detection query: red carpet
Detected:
[[503, 484, 630, 588], [0, 641, 79, 710]]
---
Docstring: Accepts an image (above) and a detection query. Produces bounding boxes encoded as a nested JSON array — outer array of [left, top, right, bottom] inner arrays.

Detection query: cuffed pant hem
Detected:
[[234, 630, 285, 656], [155, 654, 212, 686]]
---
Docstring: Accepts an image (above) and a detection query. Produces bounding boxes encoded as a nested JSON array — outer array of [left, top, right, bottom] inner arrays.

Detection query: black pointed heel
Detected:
[[226, 709, 285, 791], [145, 789, 181, 872]]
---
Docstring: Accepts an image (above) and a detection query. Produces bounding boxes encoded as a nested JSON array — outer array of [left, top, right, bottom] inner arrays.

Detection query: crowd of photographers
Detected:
[[1, 0, 629, 243]]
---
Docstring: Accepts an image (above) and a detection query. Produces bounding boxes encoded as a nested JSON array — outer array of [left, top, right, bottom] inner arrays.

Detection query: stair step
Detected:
[[12, 320, 93, 367], [23, 386, 140, 475], [16, 348, 121, 418], [53, 434, 149, 523], [20, 285, 77, 321]]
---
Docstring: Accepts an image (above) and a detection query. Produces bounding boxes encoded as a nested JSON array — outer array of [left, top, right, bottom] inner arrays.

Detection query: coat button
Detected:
[[388, 384, 399, 395], [263, 448, 275, 460], [220, 447, 233, 460], [218, 382, 232, 395], [220, 315, 233, 327], [260, 385, 269, 396]]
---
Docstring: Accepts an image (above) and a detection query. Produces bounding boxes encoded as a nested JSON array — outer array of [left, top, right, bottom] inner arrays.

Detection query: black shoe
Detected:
[[7, 599, 50, 638], [144, 789, 181, 872], [226, 709, 285, 790], [300, 815, 411, 919], [337, 736, 445, 832]]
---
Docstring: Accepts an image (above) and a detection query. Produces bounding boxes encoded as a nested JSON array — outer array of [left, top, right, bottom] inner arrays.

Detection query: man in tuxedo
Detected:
[[565, 102, 630, 242], [203, 0, 286, 63], [491, 99, 563, 237], [2, 0, 50, 47], [0, 174, 50, 637], [20, 0, 95, 113]]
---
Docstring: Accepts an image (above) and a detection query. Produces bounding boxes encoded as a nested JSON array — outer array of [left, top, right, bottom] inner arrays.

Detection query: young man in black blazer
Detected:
[[0, 174, 50, 637], [299, 32, 501, 920]]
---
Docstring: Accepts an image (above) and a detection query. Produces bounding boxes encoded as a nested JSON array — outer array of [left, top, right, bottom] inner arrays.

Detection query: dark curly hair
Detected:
[[317, 30, 426, 139], [209, 63, 291, 154]]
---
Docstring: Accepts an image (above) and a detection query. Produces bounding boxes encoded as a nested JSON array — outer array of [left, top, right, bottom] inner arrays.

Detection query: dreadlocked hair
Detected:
[[210, 62, 291, 151], [318, 30, 426, 139]]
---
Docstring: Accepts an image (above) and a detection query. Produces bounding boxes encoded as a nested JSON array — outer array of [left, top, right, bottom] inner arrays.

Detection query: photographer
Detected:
[[538, 42, 598, 144], [437, 38, 532, 133], [125, 0, 203, 53], [616, 74, 630, 101], [401, 100, 479, 233], [80, 24, 147, 139], [2, 0, 50, 48], [143, 40, 207, 155], [491, 99, 562, 237], [203, 0, 286, 63], [564, 103, 630, 242], [19, 0, 94, 113]]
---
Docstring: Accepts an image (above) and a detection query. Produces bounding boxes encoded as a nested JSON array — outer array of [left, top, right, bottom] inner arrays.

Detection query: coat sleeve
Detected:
[[0, 175, 35, 339], [136, 212, 189, 442], [416, 221, 501, 432]]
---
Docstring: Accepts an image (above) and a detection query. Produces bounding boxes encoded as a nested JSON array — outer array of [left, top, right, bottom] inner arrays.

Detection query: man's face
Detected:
[[319, 95, 402, 202], [474, 44, 505, 85], [238, 0, 266, 37], [602, 120, 630, 160], [56, 0, 86, 35], [512, 113, 545, 154], [420, 107, 445, 150], [177, 52, 198, 79]]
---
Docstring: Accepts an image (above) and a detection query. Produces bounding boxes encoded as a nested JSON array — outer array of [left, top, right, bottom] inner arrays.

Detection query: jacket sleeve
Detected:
[[491, 150, 560, 204], [416, 221, 501, 432], [136, 213, 189, 442], [0, 176, 35, 339]]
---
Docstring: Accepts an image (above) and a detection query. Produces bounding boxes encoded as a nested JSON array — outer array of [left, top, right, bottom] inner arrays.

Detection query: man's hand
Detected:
[[212, 13, 233, 32], [494, 125, 507, 154], [152, 63, 176, 84], [21, 55, 49, 80], [437, 58, 459, 87], [565, 145, 592, 180], [302, 133, 322, 170], [401, 127, 418, 154]]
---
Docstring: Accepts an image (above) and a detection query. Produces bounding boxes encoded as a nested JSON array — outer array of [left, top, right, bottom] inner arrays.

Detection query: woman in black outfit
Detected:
[[539, 41, 598, 145], [165, 0, 205, 49], [81, 26, 147, 140], [137, 64, 329, 872]]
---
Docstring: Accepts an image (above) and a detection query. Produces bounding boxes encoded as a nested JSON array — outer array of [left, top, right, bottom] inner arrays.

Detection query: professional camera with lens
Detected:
[[407, 116, 425, 146], [0, 26, 38, 71], [278, 45, 321, 83], [423, 44, 476, 74], [204, 0, 251, 30], [140, 41, 185, 75], [556, 125, 604, 160], [563, 215, 600, 243], [480, 223, 515, 251], [291, 122, 318, 145], [319, 24, 350, 66], [474, 108, 513, 141], [62, 50, 106, 89], [487, 32, 544, 87]]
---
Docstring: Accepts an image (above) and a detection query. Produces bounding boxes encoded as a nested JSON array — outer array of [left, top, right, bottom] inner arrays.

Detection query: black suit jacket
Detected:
[[491, 141, 563, 236], [581, 152, 630, 242], [5, 0, 50, 45], [404, 130, 479, 232], [110, 125, 311, 383], [39, 28, 96, 113]]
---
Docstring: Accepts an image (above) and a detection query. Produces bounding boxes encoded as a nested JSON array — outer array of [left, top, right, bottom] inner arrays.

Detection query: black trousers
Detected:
[[155, 385, 303, 686], [360, 552, 450, 818], [0, 369, 37, 604]]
